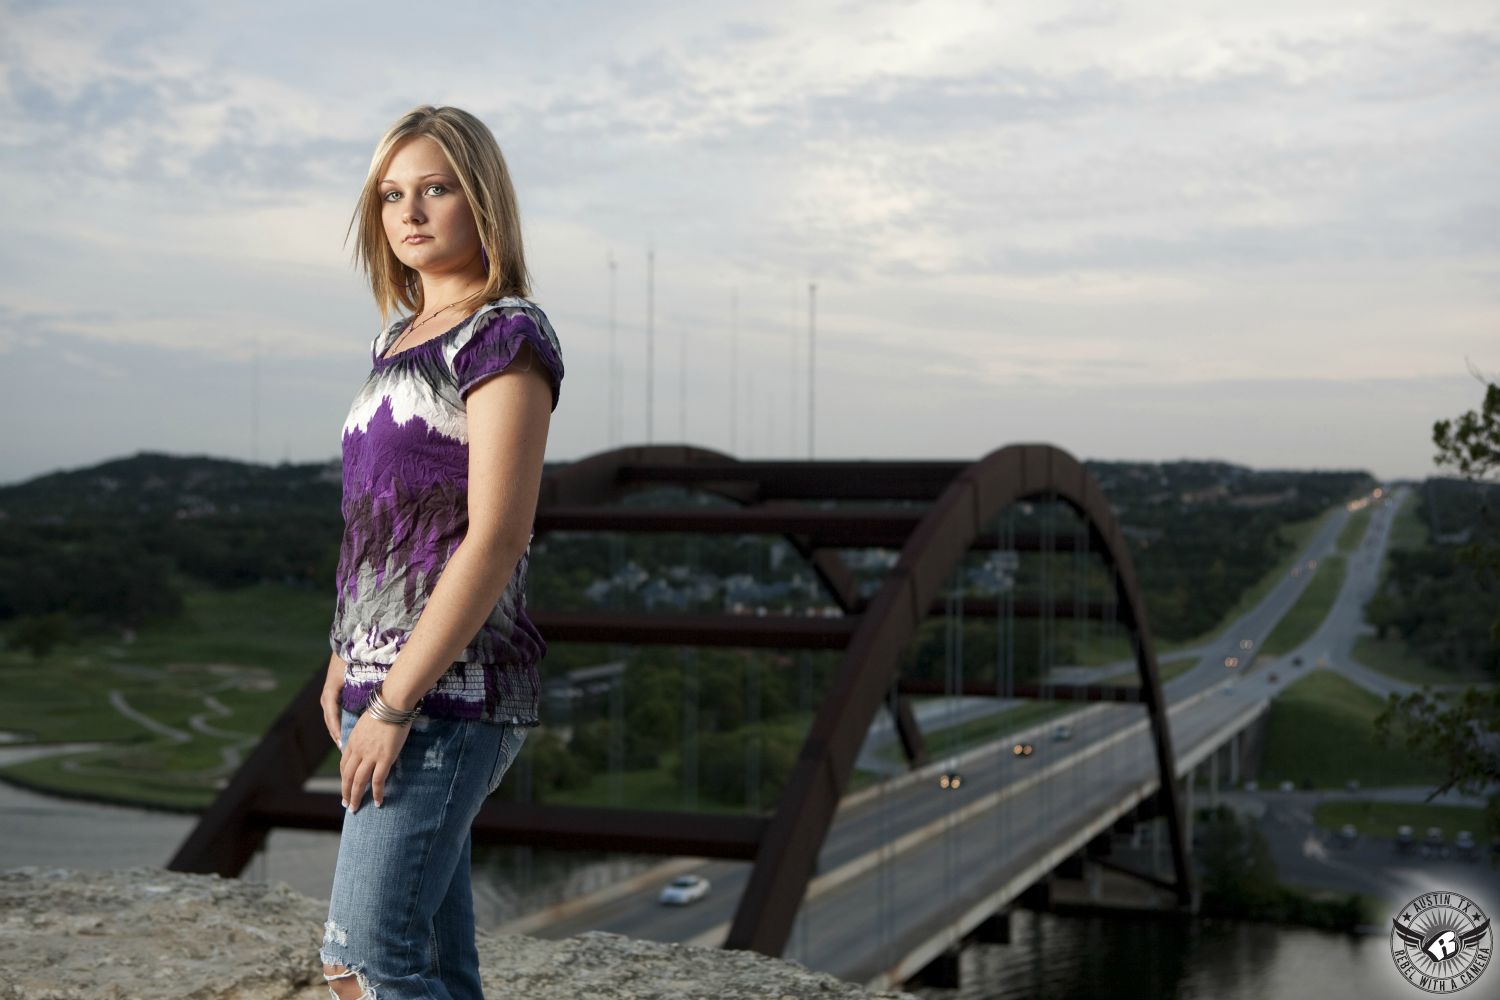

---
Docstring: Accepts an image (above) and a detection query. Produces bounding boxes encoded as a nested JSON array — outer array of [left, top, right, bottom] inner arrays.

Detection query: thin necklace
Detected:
[[386, 290, 480, 358]]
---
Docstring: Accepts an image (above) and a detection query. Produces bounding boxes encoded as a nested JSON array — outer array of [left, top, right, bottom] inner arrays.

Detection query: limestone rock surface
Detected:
[[0, 866, 919, 1000]]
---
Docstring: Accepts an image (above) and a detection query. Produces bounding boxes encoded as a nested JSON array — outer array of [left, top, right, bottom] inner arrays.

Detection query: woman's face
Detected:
[[379, 135, 483, 282]]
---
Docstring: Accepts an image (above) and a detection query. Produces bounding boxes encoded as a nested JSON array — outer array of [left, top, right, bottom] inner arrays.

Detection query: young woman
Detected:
[[318, 104, 564, 999]]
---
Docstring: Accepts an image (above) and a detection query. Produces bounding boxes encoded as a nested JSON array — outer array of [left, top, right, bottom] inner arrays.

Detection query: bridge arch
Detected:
[[723, 442, 1190, 954]]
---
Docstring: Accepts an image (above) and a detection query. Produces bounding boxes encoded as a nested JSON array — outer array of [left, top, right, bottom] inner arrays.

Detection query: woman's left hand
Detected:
[[340, 712, 411, 813]]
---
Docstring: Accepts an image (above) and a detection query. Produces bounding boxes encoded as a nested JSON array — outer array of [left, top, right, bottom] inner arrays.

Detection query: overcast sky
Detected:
[[2, 0, 1496, 486]]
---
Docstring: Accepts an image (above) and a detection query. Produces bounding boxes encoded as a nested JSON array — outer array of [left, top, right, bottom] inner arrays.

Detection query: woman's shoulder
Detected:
[[470, 295, 549, 324], [461, 296, 561, 352], [446, 295, 565, 406]]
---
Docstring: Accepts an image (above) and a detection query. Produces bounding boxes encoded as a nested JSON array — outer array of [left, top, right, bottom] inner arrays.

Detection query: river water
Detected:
[[901, 908, 1430, 1000]]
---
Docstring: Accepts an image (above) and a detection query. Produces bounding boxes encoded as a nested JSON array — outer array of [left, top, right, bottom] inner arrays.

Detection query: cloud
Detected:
[[1, 0, 1496, 484]]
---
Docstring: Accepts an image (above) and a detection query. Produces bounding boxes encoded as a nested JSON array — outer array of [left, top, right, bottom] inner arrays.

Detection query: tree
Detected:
[[1431, 373, 1500, 643], [1364, 589, 1397, 640], [518, 727, 592, 797], [1197, 805, 1281, 918], [1375, 687, 1500, 828], [1375, 371, 1500, 832], [6, 612, 70, 658], [683, 725, 799, 808], [1433, 374, 1500, 481]]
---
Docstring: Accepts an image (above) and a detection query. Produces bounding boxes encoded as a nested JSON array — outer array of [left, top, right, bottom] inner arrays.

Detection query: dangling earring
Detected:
[[480, 245, 490, 275]]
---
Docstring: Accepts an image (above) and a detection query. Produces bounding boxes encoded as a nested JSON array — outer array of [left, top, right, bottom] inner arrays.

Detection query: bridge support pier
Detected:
[[1151, 816, 1164, 878], [1183, 770, 1196, 851], [972, 910, 1011, 944], [909, 946, 961, 989], [1087, 830, 1112, 859], [1209, 749, 1219, 809], [1229, 731, 1241, 787], [1054, 852, 1107, 904], [1020, 874, 1053, 911]]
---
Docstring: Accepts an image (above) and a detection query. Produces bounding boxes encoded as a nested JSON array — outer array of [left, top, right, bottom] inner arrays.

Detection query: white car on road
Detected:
[[659, 874, 710, 905]]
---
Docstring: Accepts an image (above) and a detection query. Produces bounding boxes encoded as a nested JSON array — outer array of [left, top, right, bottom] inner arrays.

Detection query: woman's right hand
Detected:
[[321, 652, 347, 748]]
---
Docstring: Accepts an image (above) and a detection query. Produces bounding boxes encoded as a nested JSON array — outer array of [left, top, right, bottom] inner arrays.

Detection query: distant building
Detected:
[[542, 659, 629, 728], [1179, 484, 1229, 505], [1120, 524, 1164, 545], [1227, 487, 1298, 509]]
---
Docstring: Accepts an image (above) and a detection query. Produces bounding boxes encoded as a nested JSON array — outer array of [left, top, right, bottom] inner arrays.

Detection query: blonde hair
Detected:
[[347, 104, 531, 327]]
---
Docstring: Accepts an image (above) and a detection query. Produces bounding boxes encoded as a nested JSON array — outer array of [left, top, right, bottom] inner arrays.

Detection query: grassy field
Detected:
[[1335, 505, 1373, 553], [0, 575, 331, 741], [0, 576, 337, 809], [1313, 800, 1491, 840], [1261, 553, 1346, 657], [1350, 633, 1490, 687], [1258, 671, 1445, 789]]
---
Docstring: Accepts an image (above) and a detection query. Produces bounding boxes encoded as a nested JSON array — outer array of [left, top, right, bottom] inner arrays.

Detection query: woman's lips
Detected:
[[404, 235, 432, 243]]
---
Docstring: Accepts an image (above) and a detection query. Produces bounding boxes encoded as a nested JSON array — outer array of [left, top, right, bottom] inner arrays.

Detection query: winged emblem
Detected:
[[1392, 916, 1490, 963], [1462, 918, 1492, 949], [1392, 917, 1424, 948]]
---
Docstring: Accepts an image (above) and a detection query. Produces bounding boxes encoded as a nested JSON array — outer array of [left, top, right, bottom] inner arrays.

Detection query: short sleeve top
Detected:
[[329, 296, 564, 725]]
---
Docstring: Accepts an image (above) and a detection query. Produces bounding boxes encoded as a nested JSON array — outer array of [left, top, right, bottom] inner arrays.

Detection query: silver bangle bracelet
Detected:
[[366, 683, 422, 725]]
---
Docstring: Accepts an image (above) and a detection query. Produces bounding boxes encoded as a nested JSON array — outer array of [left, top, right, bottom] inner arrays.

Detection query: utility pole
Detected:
[[789, 284, 799, 454], [730, 288, 738, 456], [746, 370, 754, 458], [678, 281, 686, 443], [251, 333, 260, 464], [607, 251, 617, 447], [646, 243, 654, 444], [808, 281, 816, 459]]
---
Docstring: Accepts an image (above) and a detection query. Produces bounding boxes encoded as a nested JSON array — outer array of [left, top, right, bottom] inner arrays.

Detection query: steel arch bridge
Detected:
[[170, 442, 1190, 959]]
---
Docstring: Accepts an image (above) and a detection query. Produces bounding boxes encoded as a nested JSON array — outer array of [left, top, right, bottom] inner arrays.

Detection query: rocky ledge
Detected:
[[0, 867, 919, 1000]]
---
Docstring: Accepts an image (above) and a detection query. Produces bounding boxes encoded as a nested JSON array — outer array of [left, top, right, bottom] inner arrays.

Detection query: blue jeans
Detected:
[[321, 707, 527, 999]]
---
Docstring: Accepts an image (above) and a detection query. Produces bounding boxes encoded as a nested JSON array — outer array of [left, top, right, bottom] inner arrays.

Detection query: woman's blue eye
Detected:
[[383, 184, 446, 202]]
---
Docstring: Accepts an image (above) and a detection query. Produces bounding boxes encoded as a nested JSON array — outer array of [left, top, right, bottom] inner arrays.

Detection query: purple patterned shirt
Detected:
[[330, 296, 564, 725]]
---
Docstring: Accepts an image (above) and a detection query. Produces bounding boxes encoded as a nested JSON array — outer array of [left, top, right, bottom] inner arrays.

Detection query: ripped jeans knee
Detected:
[[321, 918, 374, 998], [322, 960, 373, 999]]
